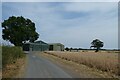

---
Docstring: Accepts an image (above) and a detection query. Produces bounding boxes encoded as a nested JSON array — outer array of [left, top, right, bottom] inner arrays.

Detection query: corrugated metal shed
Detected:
[[23, 40, 49, 51], [48, 43, 64, 51]]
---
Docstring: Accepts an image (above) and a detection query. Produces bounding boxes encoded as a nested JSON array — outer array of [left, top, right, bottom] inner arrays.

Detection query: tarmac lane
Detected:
[[24, 52, 72, 78]]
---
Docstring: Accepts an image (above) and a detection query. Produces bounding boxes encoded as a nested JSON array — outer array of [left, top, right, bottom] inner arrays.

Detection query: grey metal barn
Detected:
[[23, 40, 49, 51], [49, 43, 64, 51]]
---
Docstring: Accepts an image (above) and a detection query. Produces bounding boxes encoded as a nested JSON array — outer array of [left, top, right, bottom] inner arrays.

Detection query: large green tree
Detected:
[[90, 39, 104, 52], [2, 16, 39, 46]]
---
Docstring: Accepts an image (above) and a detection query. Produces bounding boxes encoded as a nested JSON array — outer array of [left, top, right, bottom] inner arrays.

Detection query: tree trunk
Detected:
[[95, 47, 99, 52]]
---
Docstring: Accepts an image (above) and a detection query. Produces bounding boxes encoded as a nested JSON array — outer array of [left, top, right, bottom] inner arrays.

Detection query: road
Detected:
[[24, 52, 72, 78]]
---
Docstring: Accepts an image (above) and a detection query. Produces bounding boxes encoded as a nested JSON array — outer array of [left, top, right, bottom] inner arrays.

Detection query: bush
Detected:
[[2, 46, 25, 68]]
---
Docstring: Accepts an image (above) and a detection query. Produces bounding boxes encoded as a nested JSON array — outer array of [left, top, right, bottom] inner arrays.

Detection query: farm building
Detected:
[[48, 43, 64, 51], [23, 40, 49, 51]]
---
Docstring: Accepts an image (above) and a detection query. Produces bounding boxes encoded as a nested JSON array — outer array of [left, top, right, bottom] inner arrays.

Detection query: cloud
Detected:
[[63, 2, 117, 13], [1, 2, 118, 49]]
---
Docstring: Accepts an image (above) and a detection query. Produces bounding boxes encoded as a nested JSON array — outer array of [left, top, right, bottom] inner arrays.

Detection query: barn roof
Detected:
[[48, 43, 64, 46], [34, 40, 48, 44], [24, 40, 48, 45]]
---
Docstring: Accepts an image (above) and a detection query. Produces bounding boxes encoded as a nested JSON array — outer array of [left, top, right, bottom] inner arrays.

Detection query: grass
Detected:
[[2, 46, 25, 68], [45, 51, 119, 76], [2, 46, 26, 78]]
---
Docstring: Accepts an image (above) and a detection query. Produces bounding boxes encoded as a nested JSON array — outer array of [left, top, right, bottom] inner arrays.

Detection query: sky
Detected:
[[1, 0, 119, 2], [1, 1, 119, 49]]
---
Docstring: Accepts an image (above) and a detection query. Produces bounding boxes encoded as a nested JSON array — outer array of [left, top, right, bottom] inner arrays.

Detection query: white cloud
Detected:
[[63, 2, 117, 13]]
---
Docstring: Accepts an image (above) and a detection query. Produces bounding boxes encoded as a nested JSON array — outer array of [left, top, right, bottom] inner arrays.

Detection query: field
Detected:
[[45, 51, 119, 76]]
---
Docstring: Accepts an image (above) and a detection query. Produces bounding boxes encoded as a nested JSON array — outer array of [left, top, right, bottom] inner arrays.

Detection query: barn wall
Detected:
[[31, 44, 49, 51], [49, 43, 64, 51], [23, 41, 49, 51]]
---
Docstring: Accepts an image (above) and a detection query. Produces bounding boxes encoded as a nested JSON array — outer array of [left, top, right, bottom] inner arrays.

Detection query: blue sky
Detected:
[[1, 2, 118, 49]]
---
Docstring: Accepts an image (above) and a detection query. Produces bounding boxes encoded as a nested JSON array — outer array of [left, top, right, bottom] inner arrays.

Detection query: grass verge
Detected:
[[2, 46, 26, 78]]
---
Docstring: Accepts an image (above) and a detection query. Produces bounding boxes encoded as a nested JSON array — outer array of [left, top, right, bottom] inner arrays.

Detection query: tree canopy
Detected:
[[65, 47, 69, 51], [2, 16, 39, 46], [90, 39, 104, 52]]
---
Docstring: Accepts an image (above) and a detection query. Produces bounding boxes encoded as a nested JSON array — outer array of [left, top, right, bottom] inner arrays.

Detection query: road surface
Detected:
[[24, 52, 72, 78]]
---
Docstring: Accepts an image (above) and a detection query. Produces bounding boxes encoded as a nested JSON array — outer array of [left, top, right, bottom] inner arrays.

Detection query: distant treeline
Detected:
[[65, 47, 119, 51]]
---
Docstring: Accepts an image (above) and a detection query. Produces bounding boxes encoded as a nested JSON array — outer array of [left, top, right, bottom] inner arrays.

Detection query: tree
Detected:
[[90, 39, 104, 52], [2, 16, 39, 46], [65, 47, 69, 51]]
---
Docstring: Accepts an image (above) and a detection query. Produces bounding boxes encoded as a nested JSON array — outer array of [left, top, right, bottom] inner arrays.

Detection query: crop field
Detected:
[[45, 51, 119, 76]]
